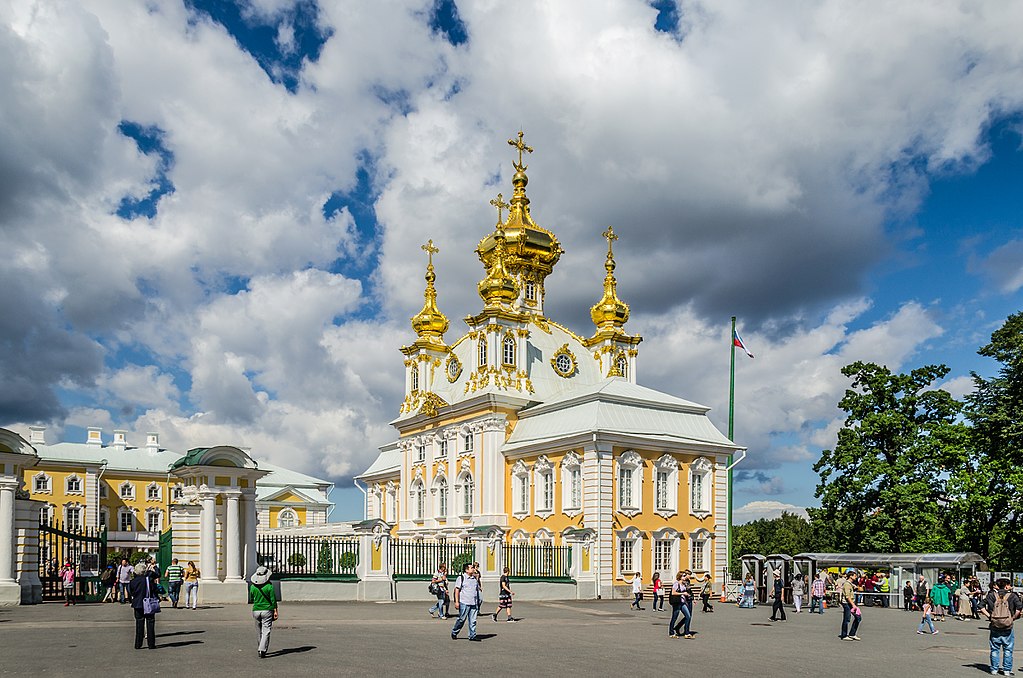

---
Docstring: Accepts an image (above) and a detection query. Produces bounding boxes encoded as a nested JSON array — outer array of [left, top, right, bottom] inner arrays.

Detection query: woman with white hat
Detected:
[[250, 566, 278, 658]]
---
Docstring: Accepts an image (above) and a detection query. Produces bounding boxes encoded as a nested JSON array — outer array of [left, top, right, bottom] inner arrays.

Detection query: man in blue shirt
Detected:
[[451, 562, 481, 641]]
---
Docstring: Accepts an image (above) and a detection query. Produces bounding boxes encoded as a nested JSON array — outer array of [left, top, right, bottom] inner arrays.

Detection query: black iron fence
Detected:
[[255, 534, 359, 579], [390, 539, 475, 579], [38, 519, 107, 602], [506, 543, 572, 580]]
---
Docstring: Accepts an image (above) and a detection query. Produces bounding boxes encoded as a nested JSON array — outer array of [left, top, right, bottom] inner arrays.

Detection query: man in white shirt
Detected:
[[451, 563, 481, 641]]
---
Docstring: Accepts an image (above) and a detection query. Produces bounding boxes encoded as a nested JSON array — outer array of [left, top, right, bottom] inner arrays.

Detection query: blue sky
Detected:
[[1, 1, 1021, 523]]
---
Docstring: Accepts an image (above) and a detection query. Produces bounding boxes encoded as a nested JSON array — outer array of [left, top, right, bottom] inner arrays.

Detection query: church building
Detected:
[[357, 133, 743, 596]]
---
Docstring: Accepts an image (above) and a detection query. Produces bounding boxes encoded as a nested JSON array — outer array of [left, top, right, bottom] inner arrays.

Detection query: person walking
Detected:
[[127, 562, 158, 649], [493, 566, 516, 622], [769, 569, 787, 621], [791, 574, 805, 613], [183, 561, 200, 609], [700, 574, 715, 613], [249, 565, 278, 659], [918, 600, 938, 635], [903, 580, 914, 611], [956, 583, 974, 622], [100, 564, 116, 603], [810, 572, 827, 614], [982, 577, 1023, 676], [628, 571, 645, 610], [164, 559, 184, 609], [838, 568, 862, 641], [59, 560, 76, 606], [668, 571, 694, 639], [915, 575, 929, 613], [116, 558, 134, 604], [651, 572, 664, 612], [740, 574, 756, 609], [429, 563, 448, 619], [450, 562, 481, 641]]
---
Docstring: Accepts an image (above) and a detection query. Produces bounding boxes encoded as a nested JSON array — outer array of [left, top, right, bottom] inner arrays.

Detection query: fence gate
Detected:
[[38, 519, 107, 602]]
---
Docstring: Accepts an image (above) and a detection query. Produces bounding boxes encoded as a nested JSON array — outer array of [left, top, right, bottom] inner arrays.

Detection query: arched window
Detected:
[[478, 338, 487, 367], [277, 508, 298, 528], [616, 354, 628, 379], [525, 280, 536, 302], [503, 334, 516, 366], [411, 365, 419, 392], [561, 452, 583, 514], [146, 509, 162, 533], [689, 457, 713, 517], [411, 480, 425, 521], [65, 505, 83, 531], [460, 473, 474, 515], [512, 461, 530, 515], [435, 476, 448, 518]]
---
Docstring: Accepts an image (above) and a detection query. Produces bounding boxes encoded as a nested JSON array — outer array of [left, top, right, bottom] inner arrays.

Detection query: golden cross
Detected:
[[489, 193, 509, 224], [507, 130, 533, 169], [421, 239, 439, 266], [603, 226, 618, 252]]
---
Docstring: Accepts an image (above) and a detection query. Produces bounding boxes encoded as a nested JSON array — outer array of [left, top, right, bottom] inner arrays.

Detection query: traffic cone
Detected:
[[822, 598, 827, 609], [720, 588, 727, 603]]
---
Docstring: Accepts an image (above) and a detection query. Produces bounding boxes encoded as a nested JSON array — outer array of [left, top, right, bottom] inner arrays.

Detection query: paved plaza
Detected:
[[0, 598, 1010, 677]]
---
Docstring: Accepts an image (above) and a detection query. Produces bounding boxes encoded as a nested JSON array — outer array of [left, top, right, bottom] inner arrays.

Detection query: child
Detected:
[[917, 600, 938, 635]]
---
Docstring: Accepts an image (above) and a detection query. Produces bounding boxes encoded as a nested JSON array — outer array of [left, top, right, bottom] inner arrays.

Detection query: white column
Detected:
[[199, 492, 218, 582], [0, 479, 17, 583], [223, 491, 243, 581], [242, 489, 258, 578]]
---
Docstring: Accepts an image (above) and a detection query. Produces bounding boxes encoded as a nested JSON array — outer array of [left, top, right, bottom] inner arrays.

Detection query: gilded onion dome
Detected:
[[476, 131, 563, 283], [590, 226, 630, 330], [477, 225, 519, 306], [410, 239, 449, 342]]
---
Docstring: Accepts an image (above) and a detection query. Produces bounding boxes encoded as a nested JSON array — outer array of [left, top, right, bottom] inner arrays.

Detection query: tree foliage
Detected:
[[948, 312, 1023, 567], [809, 361, 967, 553], [731, 512, 815, 576]]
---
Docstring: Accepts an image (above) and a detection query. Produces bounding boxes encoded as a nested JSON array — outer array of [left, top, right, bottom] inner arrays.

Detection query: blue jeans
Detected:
[[118, 582, 131, 603], [810, 596, 825, 614], [451, 602, 478, 639], [669, 602, 682, 635], [429, 594, 445, 617], [841, 602, 861, 638], [918, 614, 935, 633], [991, 628, 1014, 673], [168, 580, 182, 606]]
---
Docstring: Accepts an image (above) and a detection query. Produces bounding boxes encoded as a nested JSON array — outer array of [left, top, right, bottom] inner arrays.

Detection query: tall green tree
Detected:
[[730, 512, 816, 575], [809, 361, 967, 553], [948, 313, 1023, 566]]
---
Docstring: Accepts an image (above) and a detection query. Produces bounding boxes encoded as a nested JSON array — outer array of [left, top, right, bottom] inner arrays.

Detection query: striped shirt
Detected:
[[165, 564, 184, 581]]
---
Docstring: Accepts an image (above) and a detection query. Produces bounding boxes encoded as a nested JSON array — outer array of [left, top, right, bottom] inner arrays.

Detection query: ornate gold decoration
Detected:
[[551, 344, 578, 378], [445, 354, 462, 383], [490, 193, 509, 225], [418, 392, 448, 418], [590, 226, 631, 331], [410, 239, 449, 343], [477, 225, 519, 306]]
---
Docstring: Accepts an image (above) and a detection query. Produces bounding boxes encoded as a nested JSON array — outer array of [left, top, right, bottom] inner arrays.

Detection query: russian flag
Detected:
[[733, 329, 754, 359]]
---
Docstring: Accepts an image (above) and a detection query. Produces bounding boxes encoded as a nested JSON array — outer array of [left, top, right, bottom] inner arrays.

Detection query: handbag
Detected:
[[668, 583, 682, 606], [143, 577, 161, 614]]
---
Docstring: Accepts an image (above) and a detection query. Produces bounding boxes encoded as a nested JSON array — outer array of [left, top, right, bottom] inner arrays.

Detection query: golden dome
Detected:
[[411, 240, 449, 341], [477, 227, 519, 306], [476, 132, 563, 281], [590, 226, 630, 330]]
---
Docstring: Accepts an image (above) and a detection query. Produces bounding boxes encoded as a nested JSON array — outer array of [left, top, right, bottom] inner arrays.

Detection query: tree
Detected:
[[948, 313, 1023, 566], [809, 361, 967, 553], [730, 512, 816, 575]]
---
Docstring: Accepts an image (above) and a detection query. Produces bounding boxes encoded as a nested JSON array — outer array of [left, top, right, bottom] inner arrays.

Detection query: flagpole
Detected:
[[727, 316, 736, 578]]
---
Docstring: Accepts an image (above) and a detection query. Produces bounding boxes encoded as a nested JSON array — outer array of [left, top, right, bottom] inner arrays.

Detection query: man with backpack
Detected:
[[982, 578, 1023, 676], [450, 562, 481, 641]]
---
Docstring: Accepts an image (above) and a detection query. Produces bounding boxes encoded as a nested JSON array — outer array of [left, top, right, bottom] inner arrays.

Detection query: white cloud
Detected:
[[734, 500, 809, 525]]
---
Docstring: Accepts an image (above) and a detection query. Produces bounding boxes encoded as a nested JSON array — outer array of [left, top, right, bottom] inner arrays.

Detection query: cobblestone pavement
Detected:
[[0, 598, 1007, 677]]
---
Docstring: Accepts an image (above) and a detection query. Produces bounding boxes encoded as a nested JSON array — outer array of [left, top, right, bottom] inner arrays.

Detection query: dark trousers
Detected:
[[133, 608, 156, 649], [652, 592, 663, 610], [702, 593, 714, 612], [841, 602, 861, 638], [771, 598, 786, 620], [168, 581, 182, 607]]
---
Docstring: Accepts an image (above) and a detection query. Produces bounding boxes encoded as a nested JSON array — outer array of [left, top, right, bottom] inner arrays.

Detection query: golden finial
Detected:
[[489, 193, 509, 225], [508, 130, 533, 171], [478, 226, 519, 307], [590, 226, 630, 331], [411, 239, 448, 342]]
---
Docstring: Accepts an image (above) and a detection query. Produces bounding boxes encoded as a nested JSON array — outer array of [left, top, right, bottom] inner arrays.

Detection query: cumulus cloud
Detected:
[[734, 500, 809, 525], [2, 0, 1023, 489]]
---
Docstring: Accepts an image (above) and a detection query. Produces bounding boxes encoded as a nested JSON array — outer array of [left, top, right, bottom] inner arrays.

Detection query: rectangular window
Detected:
[[99, 483, 108, 498], [690, 540, 705, 571], [415, 490, 424, 520], [147, 512, 160, 532], [619, 469, 633, 507], [517, 477, 528, 513], [570, 468, 581, 508], [656, 472, 668, 510], [439, 485, 448, 517], [147, 485, 160, 500], [654, 539, 673, 573], [120, 484, 134, 500], [34, 476, 48, 492], [417, 444, 426, 462], [542, 473, 554, 511], [463, 433, 473, 452], [66, 507, 82, 531], [98, 510, 108, 529], [120, 512, 133, 531], [619, 539, 634, 574], [691, 475, 704, 512], [439, 440, 448, 456], [463, 477, 474, 514]]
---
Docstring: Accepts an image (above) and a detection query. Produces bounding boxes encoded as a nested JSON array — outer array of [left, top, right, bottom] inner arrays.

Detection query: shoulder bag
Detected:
[[143, 577, 161, 615]]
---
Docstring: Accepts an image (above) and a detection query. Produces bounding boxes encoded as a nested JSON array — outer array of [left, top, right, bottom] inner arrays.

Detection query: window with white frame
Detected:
[[119, 509, 134, 531], [616, 353, 628, 379], [503, 334, 516, 366], [689, 457, 713, 517], [616, 451, 643, 516], [39, 504, 54, 523], [651, 528, 680, 576], [386, 487, 397, 523], [653, 454, 679, 517], [171, 485, 184, 501], [478, 338, 487, 367], [561, 452, 582, 513], [411, 365, 419, 392], [33, 472, 51, 494], [65, 475, 83, 495], [99, 509, 108, 530], [146, 510, 162, 533], [617, 528, 641, 576], [439, 439, 448, 457], [512, 461, 530, 515], [146, 483, 161, 501], [277, 508, 298, 528], [533, 456, 554, 516], [411, 479, 425, 521], [416, 442, 426, 463], [435, 476, 448, 518], [119, 482, 135, 500], [65, 505, 82, 531], [653, 538, 673, 574], [511, 530, 529, 545], [459, 473, 474, 515], [525, 280, 536, 302], [689, 530, 710, 571], [99, 483, 108, 499], [462, 431, 474, 453]]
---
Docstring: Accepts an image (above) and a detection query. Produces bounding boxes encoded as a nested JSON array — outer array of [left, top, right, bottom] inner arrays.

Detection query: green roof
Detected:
[[170, 447, 210, 470]]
